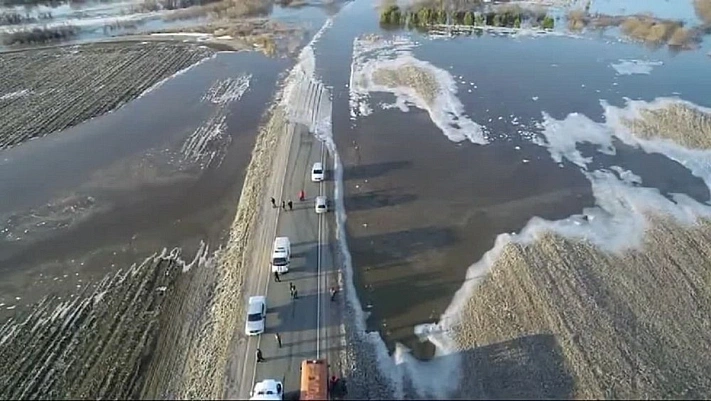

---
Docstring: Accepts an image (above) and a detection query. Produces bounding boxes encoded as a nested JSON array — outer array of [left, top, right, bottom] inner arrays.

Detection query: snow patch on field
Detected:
[[0, 89, 32, 101], [610, 59, 663, 75], [349, 35, 487, 144]]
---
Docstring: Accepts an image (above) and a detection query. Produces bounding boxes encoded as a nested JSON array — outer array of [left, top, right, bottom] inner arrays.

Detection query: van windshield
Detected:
[[273, 257, 288, 266], [314, 169, 323, 174]]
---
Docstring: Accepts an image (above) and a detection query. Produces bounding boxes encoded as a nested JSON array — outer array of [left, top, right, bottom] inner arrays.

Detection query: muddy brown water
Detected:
[[0, 51, 290, 318]]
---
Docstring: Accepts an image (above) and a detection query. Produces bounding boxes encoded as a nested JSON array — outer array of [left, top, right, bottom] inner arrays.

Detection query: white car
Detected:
[[250, 379, 284, 400], [245, 296, 266, 336], [315, 195, 328, 214], [311, 162, 325, 182]]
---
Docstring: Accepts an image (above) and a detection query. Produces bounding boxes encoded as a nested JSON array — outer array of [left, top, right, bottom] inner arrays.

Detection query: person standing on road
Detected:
[[256, 348, 265, 363], [274, 270, 281, 282], [299, 190, 305, 201], [274, 332, 282, 348], [281, 200, 286, 209], [330, 286, 338, 301], [271, 197, 276, 208], [289, 282, 295, 292], [288, 200, 293, 211]]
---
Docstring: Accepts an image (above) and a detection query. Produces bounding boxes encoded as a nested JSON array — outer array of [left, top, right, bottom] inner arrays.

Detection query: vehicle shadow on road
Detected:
[[267, 292, 339, 333], [283, 332, 345, 348]]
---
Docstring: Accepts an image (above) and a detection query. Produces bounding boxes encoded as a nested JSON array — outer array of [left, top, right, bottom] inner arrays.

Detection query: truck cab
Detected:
[[271, 237, 291, 273], [250, 379, 283, 400]]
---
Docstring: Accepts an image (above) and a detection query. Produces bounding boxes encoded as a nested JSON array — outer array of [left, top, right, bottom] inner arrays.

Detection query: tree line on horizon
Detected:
[[379, 5, 555, 30]]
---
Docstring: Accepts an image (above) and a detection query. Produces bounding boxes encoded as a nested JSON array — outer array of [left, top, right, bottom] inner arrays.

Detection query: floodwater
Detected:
[[0, 50, 289, 318], [2, 0, 711, 390], [310, 0, 711, 359]]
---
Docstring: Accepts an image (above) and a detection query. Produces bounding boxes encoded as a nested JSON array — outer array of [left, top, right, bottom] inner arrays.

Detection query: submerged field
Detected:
[[451, 217, 711, 399], [0, 41, 214, 149], [0, 245, 217, 399]]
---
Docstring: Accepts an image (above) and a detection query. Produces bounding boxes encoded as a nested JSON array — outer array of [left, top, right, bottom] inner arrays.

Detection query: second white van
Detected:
[[271, 237, 291, 273]]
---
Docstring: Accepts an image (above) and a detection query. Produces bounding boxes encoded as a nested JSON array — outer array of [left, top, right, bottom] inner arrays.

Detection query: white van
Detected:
[[311, 162, 325, 182], [271, 237, 291, 273], [315, 195, 328, 214], [250, 379, 283, 400]]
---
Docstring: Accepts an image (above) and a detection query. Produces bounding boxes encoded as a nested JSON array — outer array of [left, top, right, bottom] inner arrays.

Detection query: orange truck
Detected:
[[299, 359, 328, 400]]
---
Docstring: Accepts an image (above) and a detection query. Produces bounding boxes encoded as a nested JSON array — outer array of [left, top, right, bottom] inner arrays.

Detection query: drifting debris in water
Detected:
[[180, 112, 231, 169], [610, 59, 663, 76], [201, 75, 251, 106], [1, 195, 100, 243]]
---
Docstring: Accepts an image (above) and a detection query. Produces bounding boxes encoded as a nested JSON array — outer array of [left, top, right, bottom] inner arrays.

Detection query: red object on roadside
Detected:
[[299, 190, 305, 201]]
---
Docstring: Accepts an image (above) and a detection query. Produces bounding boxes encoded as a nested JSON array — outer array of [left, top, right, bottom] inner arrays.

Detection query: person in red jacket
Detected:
[[299, 189, 305, 201]]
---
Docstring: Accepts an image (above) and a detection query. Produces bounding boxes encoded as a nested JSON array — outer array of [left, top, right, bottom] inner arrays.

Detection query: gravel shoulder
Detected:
[[0, 41, 215, 150], [451, 216, 711, 399]]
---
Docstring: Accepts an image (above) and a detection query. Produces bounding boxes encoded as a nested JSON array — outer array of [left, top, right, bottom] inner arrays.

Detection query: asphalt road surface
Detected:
[[236, 121, 343, 399]]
